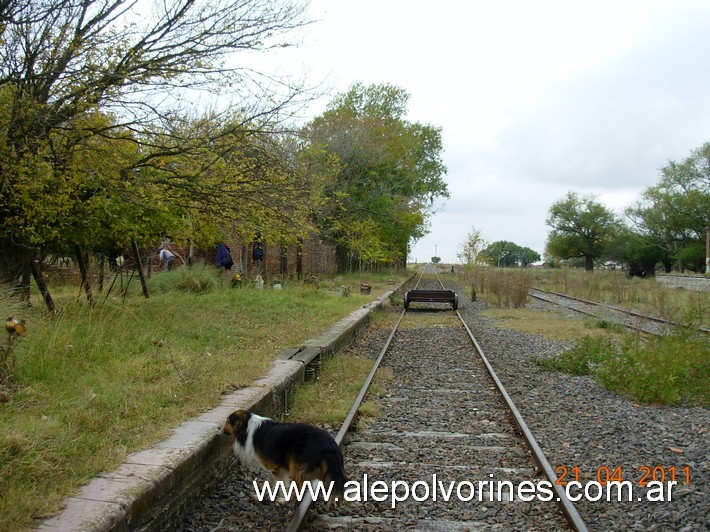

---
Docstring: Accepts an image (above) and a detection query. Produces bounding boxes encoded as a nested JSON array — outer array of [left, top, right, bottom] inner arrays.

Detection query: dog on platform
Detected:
[[222, 409, 348, 505]]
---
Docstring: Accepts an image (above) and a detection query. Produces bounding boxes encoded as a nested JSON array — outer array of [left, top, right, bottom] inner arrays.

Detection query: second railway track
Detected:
[[529, 287, 710, 336]]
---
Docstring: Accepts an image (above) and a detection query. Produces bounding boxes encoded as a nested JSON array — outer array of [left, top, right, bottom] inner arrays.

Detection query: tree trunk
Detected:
[[131, 238, 150, 299], [585, 256, 594, 271], [335, 244, 350, 274], [296, 238, 303, 279], [279, 243, 287, 276], [0, 238, 33, 302], [75, 244, 94, 305], [31, 260, 55, 312], [661, 258, 672, 273], [98, 255, 105, 293], [241, 246, 248, 276]]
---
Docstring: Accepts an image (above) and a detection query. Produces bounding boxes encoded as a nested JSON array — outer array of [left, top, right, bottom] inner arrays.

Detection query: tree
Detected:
[[480, 241, 541, 267], [457, 225, 487, 268], [626, 142, 710, 272], [155, 119, 325, 246], [304, 83, 449, 272], [518, 246, 542, 267], [605, 227, 668, 277], [545, 192, 621, 271], [0, 0, 312, 297]]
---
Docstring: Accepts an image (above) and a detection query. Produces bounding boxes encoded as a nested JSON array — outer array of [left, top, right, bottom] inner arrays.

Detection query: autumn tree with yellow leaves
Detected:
[[0, 0, 316, 301]]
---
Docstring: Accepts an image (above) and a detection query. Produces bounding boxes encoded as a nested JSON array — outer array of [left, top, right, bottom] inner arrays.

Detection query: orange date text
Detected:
[[555, 465, 691, 486]]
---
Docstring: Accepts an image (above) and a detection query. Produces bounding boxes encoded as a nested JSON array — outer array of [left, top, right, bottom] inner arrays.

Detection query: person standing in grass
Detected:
[[158, 247, 175, 272]]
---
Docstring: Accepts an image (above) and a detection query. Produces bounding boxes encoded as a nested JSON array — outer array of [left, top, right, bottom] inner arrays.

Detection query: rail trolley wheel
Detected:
[[453, 294, 459, 310], [403, 292, 410, 309]]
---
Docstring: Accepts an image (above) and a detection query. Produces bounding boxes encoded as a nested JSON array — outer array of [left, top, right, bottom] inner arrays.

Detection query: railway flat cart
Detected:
[[404, 289, 459, 310]]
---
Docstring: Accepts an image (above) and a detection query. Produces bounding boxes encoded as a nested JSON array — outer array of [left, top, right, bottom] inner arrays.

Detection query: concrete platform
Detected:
[[656, 273, 710, 291], [36, 279, 412, 531]]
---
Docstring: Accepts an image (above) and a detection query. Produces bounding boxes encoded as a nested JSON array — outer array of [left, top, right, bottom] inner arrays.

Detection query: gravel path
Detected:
[[179, 282, 708, 531]]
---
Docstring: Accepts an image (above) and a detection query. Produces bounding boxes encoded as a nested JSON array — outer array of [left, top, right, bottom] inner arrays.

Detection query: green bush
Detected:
[[595, 332, 708, 405], [535, 335, 614, 375], [537, 331, 709, 405], [592, 314, 624, 332]]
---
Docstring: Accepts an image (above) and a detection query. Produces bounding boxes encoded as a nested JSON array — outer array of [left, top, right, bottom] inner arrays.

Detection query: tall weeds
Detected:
[[0, 271, 400, 531], [468, 268, 532, 308]]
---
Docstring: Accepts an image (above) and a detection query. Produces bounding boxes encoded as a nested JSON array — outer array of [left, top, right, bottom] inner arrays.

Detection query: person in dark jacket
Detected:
[[216, 243, 234, 270]]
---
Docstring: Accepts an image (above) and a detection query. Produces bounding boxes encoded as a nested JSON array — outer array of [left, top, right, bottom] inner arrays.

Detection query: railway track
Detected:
[[282, 268, 586, 531], [529, 287, 710, 336]]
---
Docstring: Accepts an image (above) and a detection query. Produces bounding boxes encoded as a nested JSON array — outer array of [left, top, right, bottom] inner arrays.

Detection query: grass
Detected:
[[285, 309, 396, 429], [468, 268, 532, 308], [488, 307, 709, 406], [0, 266, 405, 531], [463, 269, 708, 406], [536, 332, 709, 406], [457, 267, 710, 328], [285, 354, 392, 428], [399, 310, 461, 329]]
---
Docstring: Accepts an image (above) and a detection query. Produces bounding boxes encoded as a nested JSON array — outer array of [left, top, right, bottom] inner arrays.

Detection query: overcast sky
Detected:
[[269, 0, 710, 263]]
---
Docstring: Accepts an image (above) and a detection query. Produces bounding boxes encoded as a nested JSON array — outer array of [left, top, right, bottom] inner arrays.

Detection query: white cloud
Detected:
[[265, 0, 710, 263]]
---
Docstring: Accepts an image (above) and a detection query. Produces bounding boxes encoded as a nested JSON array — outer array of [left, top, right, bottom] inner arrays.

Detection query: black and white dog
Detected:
[[223, 409, 348, 505]]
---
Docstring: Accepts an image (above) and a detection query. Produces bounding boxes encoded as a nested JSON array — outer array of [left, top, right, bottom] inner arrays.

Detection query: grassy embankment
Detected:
[[458, 267, 709, 406], [0, 266, 405, 531]]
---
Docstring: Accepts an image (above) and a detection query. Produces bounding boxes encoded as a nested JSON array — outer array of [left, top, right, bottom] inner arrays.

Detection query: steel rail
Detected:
[[456, 312, 588, 532], [529, 291, 656, 335], [285, 268, 426, 531], [285, 308, 407, 531], [427, 271, 589, 531]]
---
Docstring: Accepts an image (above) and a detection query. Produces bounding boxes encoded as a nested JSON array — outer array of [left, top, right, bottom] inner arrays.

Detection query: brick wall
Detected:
[[201, 237, 336, 280], [41, 237, 337, 281]]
